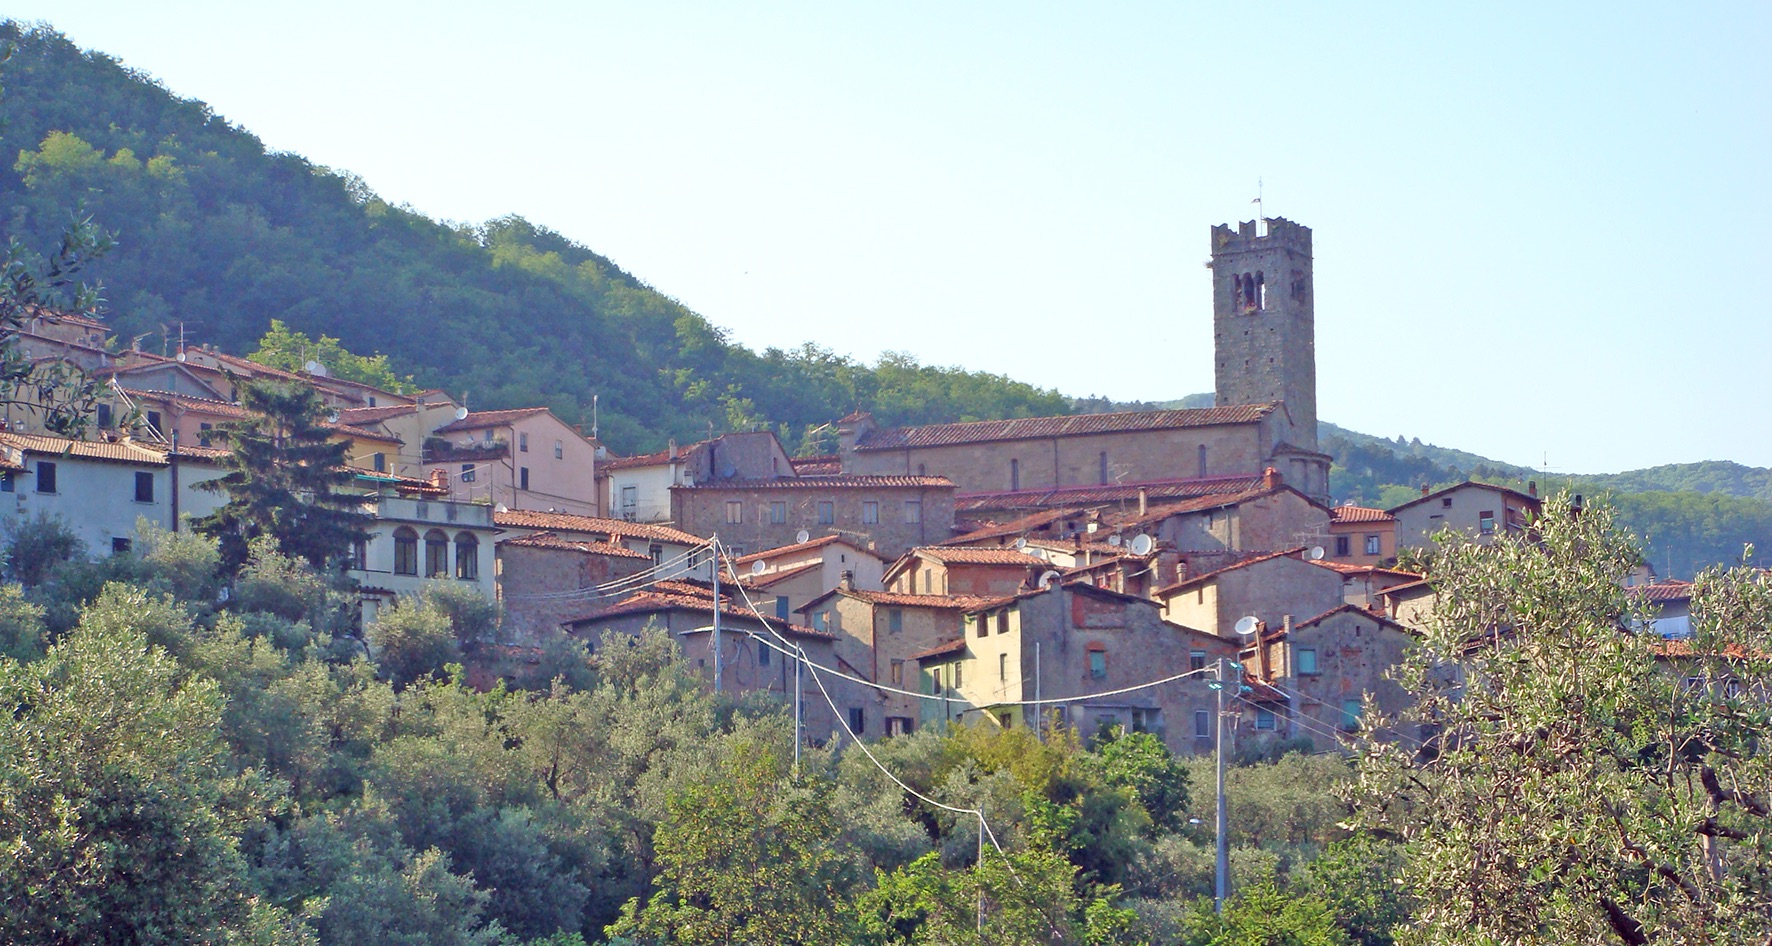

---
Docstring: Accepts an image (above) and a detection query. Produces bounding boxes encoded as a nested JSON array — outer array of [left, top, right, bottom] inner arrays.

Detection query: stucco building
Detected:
[[1390, 482, 1542, 552]]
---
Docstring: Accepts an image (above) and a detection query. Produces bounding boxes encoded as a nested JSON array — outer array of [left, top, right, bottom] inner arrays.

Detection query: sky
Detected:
[[7, 2, 1771, 473]]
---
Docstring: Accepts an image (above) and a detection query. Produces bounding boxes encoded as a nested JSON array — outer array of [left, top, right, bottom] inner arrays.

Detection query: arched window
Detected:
[[425, 530, 449, 577], [1233, 273, 1246, 308], [393, 527, 419, 576], [455, 532, 479, 580], [1256, 271, 1266, 310]]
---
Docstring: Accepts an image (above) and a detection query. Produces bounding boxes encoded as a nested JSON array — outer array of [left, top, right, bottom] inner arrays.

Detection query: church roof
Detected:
[[853, 405, 1276, 452]]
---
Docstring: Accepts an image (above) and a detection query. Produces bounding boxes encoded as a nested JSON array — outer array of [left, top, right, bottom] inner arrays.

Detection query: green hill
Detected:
[[0, 22, 1067, 455]]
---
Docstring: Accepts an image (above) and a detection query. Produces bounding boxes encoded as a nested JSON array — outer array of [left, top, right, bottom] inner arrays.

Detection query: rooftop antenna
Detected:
[[591, 393, 599, 440], [1253, 178, 1265, 236]]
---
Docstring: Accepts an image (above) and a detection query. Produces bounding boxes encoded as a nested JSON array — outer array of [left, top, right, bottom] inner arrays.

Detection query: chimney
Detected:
[[1528, 480, 1538, 498], [1262, 466, 1282, 490], [1137, 487, 1148, 516], [839, 570, 854, 592], [667, 438, 678, 460], [428, 469, 447, 489], [1420, 483, 1430, 497]]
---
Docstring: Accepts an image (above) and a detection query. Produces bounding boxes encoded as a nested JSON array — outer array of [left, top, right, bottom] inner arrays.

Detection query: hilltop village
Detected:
[[0, 217, 1682, 755]]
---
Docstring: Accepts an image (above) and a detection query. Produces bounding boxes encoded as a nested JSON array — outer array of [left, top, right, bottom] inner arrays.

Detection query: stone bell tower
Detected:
[[1210, 217, 1317, 452]]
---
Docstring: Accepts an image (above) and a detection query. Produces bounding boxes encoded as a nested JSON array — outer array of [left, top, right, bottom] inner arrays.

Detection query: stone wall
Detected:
[[672, 481, 955, 558]]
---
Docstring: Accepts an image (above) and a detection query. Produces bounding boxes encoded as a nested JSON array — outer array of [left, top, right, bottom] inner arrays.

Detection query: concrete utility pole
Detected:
[[1215, 656, 1231, 913], [711, 535, 721, 694], [793, 653, 803, 767]]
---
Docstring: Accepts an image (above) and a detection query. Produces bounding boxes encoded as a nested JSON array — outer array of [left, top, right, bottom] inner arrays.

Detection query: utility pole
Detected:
[[711, 535, 722, 694], [793, 652, 803, 767], [1214, 656, 1231, 913], [976, 813, 986, 933]]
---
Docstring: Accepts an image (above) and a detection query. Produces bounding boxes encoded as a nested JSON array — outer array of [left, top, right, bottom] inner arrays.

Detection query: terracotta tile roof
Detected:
[[1104, 485, 1294, 529], [600, 438, 713, 471], [1330, 504, 1395, 524], [909, 638, 968, 661], [1310, 561, 1423, 580], [434, 407, 551, 434], [733, 534, 851, 563], [198, 349, 309, 383], [1151, 548, 1310, 598], [677, 475, 953, 490], [838, 590, 1006, 610], [120, 388, 253, 419], [855, 405, 1276, 451], [917, 546, 1049, 567], [351, 470, 448, 496], [0, 432, 228, 466], [1650, 640, 1757, 660], [337, 404, 419, 425], [567, 591, 833, 639], [1632, 580, 1693, 603], [1021, 537, 1137, 557], [955, 475, 1266, 514], [499, 531, 650, 559], [936, 508, 1080, 546], [1387, 481, 1542, 515], [1291, 603, 1411, 634], [738, 560, 823, 589], [493, 509, 704, 545], [789, 454, 841, 475]]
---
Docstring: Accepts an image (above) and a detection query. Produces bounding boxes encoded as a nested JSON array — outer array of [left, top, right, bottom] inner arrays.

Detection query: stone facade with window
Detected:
[[1389, 481, 1541, 553], [671, 475, 954, 559], [1249, 604, 1416, 753]]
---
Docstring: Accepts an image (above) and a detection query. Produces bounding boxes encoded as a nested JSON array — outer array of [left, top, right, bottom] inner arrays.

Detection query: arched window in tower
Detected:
[[1256, 272, 1266, 311], [1243, 273, 1258, 311], [1010, 458, 1020, 492], [1233, 273, 1245, 309]]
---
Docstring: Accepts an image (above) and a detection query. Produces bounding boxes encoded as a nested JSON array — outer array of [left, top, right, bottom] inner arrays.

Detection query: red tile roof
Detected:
[[1104, 484, 1310, 529], [916, 546, 1049, 567], [733, 534, 857, 563], [837, 590, 1006, 610], [909, 638, 968, 661], [855, 405, 1276, 451], [1632, 580, 1693, 603], [1330, 504, 1395, 524], [499, 531, 650, 559], [567, 590, 833, 639], [1291, 603, 1411, 634], [120, 388, 253, 419], [936, 508, 1080, 546], [789, 454, 842, 475], [337, 404, 419, 425], [1309, 560, 1422, 579], [599, 439, 712, 471], [677, 475, 952, 490], [738, 559, 824, 589], [434, 407, 552, 434], [493, 509, 703, 545], [1387, 481, 1542, 515], [955, 475, 1266, 514], [0, 432, 229, 466], [1151, 548, 1310, 598]]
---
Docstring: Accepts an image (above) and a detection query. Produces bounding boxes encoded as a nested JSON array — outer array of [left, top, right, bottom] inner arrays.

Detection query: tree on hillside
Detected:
[[194, 379, 371, 571], [249, 319, 416, 394], [1351, 496, 1772, 944]]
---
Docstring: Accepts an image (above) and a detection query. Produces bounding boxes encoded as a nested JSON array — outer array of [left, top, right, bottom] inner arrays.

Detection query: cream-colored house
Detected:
[[422, 408, 600, 517]]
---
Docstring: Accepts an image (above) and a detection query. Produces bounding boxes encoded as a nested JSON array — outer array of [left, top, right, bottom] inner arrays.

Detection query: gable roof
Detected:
[[676, 474, 952, 490], [0, 432, 228, 467], [337, 404, 420, 426], [434, 407, 553, 434], [732, 533, 881, 564], [738, 560, 824, 589], [566, 590, 833, 639], [1151, 548, 1311, 598], [1632, 580, 1693, 604], [796, 588, 1007, 614], [954, 474, 1268, 515], [1330, 504, 1395, 524], [855, 405, 1276, 452], [909, 638, 968, 662], [1387, 481, 1542, 515], [1106, 483, 1328, 530], [1309, 560, 1423, 580], [492, 508, 703, 545], [498, 531, 650, 559], [937, 507, 1082, 546], [1290, 603, 1411, 635], [789, 454, 842, 475]]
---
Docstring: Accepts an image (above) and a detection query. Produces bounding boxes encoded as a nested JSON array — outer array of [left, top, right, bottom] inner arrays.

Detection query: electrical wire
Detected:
[[502, 540, 712, 601]]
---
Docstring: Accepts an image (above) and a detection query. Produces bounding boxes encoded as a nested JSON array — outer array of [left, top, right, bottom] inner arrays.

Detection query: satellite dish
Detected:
[[1129, 534, 1155, 556], [303, 359, 328, 377], [1233, 615, 1260, 636], [1026, 547, 1047, 561], [326, 411, 340, 424], [453, 406, 470, 421], [494, 503, 508, 513], [1106, 534, 1123, 547], [1037, 569, 1062, 590], [750, 560, 767, 575], [795, 529, 811, 545], [1309, 546, 1325, 561], [1014, 537, 1028, 549]]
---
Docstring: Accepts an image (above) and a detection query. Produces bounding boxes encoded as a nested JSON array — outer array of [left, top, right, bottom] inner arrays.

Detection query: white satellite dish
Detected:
[[1129, 534, 1155, 556], [494, 503, 508, 513], [326, 411, 340, 424], [1026, 547, 1047, 561], [303, 359, 328, 377], [1037, 569, 1062, 590], [1014, 537, 1028, 549], [1106, 534, 1123, 547], [1309, 546, 1325, 561], [1233, 615, 1260, 636], [750, 559, 766, 575], [453, 406, 470, 421], [795, 529, 811, 545]]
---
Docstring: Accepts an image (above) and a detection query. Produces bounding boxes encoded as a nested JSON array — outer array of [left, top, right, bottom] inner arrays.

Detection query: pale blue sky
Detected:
[[9, 2, 1770, 472]]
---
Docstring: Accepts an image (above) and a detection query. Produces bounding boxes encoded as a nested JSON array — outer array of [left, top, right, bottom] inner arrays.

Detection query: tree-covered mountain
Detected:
[[0, 22, 1067, 455]]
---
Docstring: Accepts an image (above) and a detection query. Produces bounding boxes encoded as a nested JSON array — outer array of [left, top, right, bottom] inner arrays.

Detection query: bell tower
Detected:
[[1210, 217, 1317, 452]]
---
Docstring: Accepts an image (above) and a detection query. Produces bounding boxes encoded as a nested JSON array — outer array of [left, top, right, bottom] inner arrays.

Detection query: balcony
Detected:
[[423, 436, 509, 464], [363, 494, 494, 528]]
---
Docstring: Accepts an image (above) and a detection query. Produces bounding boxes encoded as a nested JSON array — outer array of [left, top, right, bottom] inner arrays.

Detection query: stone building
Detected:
[[670, 474, 955, 559], [1210, 217, 1318, 454], [496, 532, 653, 641], [1153, 549, 1346, 640], [732, 535, 889, 617], [1327, 504, 1397, 565], [1242, 604, 1417, 752], [883, 546, 1052, 597], [1390, 481, 1542, 552]]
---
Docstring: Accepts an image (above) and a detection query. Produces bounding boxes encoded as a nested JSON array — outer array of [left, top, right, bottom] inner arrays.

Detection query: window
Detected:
[[1341, 699, 1363, 731], [1441, 497, 1454, 508], [887, 716, 914, 736], [862, 501, 879, 524], [424, 531, 450, 577], [1478, 511, 1495, 535], [996, 611, 1009, 635], [1195, 710, 1211, 739], [461, 463, 476, 483], [921, 570, 931, 594], [112, 536, 132, 555], [973, 614, 987, 638], [455, 532, 479, 580], [929, 666, 942, 693], [394, 528, 419, 575], [726, 501, 743, 524], [1088, 648, 1107, 679], [887, 608, 903, 633], [890, 659, 905, 686], [1099, 451, 1109, 485], [999, 653, 1008, 681], [620, 485, 637, 510], [96, 402, 112, 428], [769, 500, 787, 524], [953, 661, 962, 686], [146, 410, 162, 436], [34, 461, 56, 494], [904, 500, 921, 524], [817, 501, 835, 524], [133, 471, 154, 503], [812, 611, 829, 632], [1190, 650, 1207, 672], [848, 707, 865, 734], [1365, 534, 1381, 555], [1256, 708, 1276, 730], [519, 467, 530, 490], [758, 638, 770, 666], [198, 423, 213, 446], [1296, 647, 1318, 675], [554, 440, 563, 459], [1198, 444, 1209, 478], [1010, 458, 1020, 491], [373, 452, 386, 473], [649, 545, 663, 567], [367, 396, 377, 407], [1334, 535, 1351, 557], [519, 432, 529, 453], [0, 472, 12, 492], [351, 538, 367, 570]]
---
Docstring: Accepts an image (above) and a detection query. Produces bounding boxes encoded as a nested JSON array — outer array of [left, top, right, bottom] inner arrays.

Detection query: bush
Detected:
[[368, 598, 459, 688], [2, 512, 83, 586], [0, 583, 48, 661]]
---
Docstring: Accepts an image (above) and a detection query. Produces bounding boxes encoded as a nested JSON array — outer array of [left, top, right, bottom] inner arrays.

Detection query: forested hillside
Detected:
[[0, 23, 1067, 455]]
